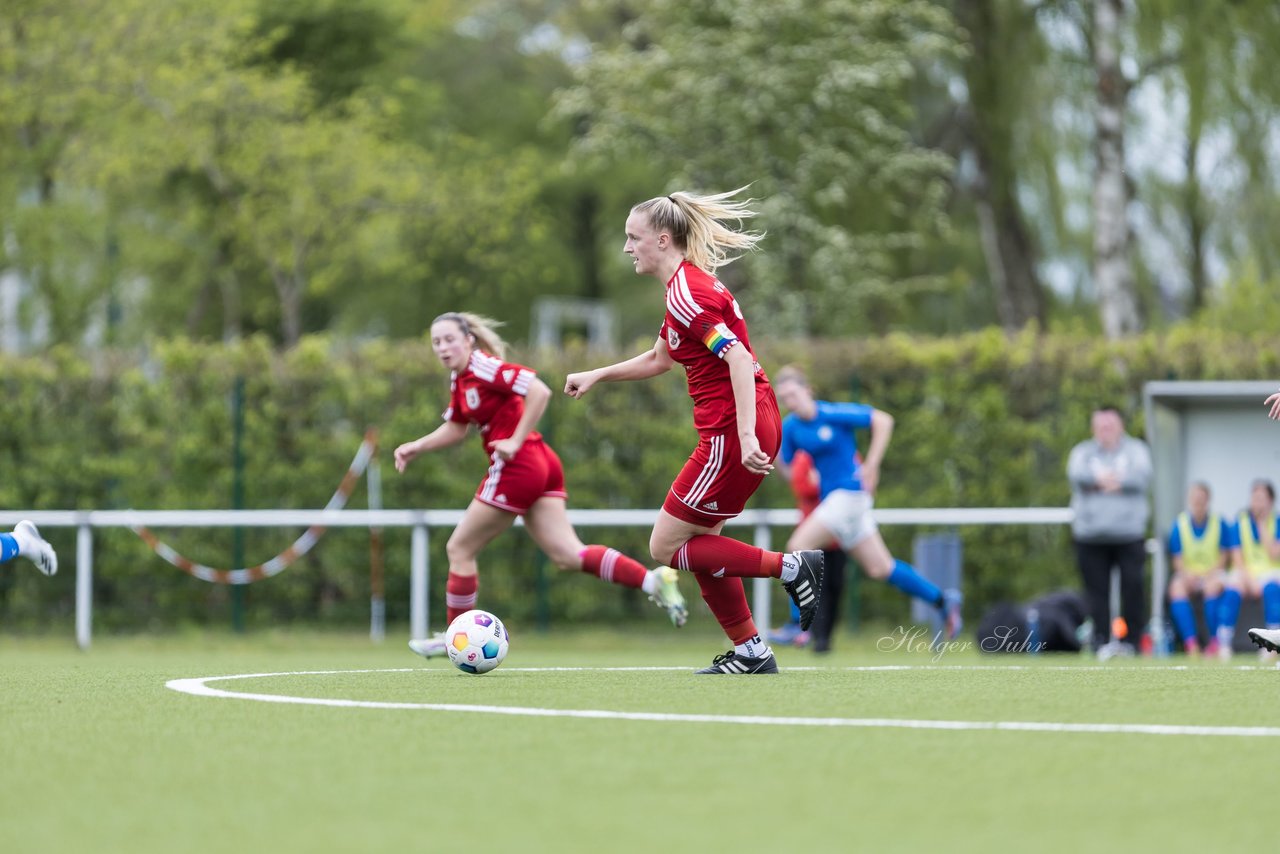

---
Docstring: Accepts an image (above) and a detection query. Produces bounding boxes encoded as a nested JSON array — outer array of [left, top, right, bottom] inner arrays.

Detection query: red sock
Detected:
[[673, 535, 783, 578], [445, 572, 478, 625], [579, 545, 648, 589], [694, 574, 759, 644]]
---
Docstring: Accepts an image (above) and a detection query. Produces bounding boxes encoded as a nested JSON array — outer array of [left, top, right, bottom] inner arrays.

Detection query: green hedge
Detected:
[[1, 328, 1276, 634]]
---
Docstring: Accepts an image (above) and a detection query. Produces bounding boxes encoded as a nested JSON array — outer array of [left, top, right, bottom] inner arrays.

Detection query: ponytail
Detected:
[[632, 185, 764, 273]]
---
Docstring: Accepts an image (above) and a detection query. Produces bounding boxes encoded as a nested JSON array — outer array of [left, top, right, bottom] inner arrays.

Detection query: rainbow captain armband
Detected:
[[702, 323, 740, 358]]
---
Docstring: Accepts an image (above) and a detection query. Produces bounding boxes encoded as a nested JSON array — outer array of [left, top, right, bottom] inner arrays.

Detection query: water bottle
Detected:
[[1026, 607, 1041, 655], [1077, 618, 1094, 656], [1144, 618, 1168, 659]]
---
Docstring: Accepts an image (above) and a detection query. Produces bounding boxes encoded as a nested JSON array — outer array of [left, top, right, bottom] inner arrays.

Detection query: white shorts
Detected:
[[812, 489, 878, 550]]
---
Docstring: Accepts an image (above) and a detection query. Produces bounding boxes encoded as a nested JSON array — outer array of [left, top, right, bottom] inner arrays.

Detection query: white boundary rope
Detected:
[[133, 430, 379, 584]]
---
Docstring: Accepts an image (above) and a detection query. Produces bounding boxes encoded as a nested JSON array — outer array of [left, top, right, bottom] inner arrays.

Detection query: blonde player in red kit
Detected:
[[395, 312, 687, 659], [565, 189, 824, 674]]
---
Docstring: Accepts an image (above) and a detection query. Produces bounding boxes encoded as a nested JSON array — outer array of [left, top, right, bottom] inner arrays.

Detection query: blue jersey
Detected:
[[780, 401, 874, 498], [1167, 514, 1238, 555]]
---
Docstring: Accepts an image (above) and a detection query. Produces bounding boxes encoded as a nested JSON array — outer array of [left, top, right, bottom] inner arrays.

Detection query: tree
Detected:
[[1132, 0, 1280, 319], [1090, 0, 1142, 338], [948, 0, 1049, 331], [557, 0, 964, 336], [0, 0, 145, 346]]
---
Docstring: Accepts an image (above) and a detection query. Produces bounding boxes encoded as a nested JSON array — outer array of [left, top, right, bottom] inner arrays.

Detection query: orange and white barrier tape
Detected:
[[133, 429, 379, 585]]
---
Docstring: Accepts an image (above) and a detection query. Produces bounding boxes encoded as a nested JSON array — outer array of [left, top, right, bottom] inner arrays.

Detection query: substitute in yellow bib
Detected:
[[1247, 394, 1280, 656], [1220, 480, 1280, 659], [1167, 482, 1235, 656]]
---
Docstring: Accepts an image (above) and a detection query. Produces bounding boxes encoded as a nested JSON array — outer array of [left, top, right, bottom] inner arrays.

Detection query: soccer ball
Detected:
[[445, 609, 510, 675]]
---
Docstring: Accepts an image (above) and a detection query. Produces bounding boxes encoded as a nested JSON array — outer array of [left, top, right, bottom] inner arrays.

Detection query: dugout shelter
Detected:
[[1144, 380, 1280, 646]]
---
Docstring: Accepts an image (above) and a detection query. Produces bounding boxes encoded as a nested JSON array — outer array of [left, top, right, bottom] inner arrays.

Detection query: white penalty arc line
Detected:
[[164, 667, 1280, 738]]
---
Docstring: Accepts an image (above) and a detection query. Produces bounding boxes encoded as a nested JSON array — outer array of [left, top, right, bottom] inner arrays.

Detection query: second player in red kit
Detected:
[[395, 312, 688, 660]]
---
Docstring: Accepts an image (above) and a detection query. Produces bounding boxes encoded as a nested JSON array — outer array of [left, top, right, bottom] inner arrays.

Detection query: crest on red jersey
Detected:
[[667, 327, 681, 349]]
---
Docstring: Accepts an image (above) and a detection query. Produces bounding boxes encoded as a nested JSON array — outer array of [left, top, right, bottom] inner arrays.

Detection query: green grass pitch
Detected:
[[4, 626, 1280, 853]]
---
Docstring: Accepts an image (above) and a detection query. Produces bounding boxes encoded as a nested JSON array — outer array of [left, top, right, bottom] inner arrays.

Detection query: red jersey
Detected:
[[444, 350, 540, 455], [661, 260, 769, 434]]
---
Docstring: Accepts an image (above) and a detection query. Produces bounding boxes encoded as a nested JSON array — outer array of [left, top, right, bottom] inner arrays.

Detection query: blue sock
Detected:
[[1169, 599, 1197, 644], [1218, 589, 1242, 632], [0, 533, 16, 563], [886, 559, 943, 607], [1204, 595, 1221, 635], [1263, 582, 1280, 627]]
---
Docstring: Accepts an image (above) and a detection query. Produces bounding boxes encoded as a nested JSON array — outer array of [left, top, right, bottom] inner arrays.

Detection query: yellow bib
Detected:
[[1175, 512, 1223, 575], [1238, 512, 1280, 575]]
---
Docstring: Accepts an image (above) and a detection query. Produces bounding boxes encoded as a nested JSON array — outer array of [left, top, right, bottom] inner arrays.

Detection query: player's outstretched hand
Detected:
[[393, 442, 419, 473], [564, 371, 597, 399], [1267, 391, 1280, 421]]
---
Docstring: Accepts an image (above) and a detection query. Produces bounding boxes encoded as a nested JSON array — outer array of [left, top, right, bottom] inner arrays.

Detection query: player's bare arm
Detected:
[[564, 338, 674, 398], [492, 378, 552, 461], [724, 345, 771, 475], [394, 420, 469, 472], [1267, 390, 1280, 420], [860, 408, 895, 495]]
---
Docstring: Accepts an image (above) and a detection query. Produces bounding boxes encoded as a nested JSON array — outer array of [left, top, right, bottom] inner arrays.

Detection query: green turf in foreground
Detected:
[[3, 629, 1280, 853]]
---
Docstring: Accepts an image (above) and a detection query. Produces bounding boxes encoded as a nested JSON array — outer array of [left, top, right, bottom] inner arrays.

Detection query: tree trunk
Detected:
[[1183, 94, 1208, 314], [972, 147, 1046, 330], [955, 0, 1046, 332], [1091, 0, 1141, 338], [219, 269, 243, 343], [271, 263, 303, 348], [574, 191, 601, 300]]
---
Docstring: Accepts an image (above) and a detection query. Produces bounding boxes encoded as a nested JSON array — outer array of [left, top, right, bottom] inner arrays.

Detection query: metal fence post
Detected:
[[410, 523, 429, 640], [752, 521, 772, 637], [76, 523, 93, 650], [1147, 537, 1166, 654]]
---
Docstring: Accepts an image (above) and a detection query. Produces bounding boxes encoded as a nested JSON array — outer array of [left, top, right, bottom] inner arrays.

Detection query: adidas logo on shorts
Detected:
[[702, 500, 719, 511]]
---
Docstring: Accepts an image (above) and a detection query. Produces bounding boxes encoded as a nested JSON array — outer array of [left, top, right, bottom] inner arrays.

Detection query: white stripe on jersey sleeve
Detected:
[[470, 351, 502, 382], [665, 292, 695, 328], [513, 369, 534, 395], [665, 268, 702, 328]]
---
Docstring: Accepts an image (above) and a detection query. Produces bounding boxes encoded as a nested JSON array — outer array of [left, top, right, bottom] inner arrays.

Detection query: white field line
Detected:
[[164, 667, 1280, 738]]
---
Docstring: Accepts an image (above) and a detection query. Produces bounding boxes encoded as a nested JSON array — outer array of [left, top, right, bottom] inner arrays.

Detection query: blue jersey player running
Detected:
[[773, 366, 963, 639]]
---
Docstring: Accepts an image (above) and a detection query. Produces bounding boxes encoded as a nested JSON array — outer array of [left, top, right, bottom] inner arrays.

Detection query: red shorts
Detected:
[[663, 387, 781, 527], [475, 438, 567, 515]]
